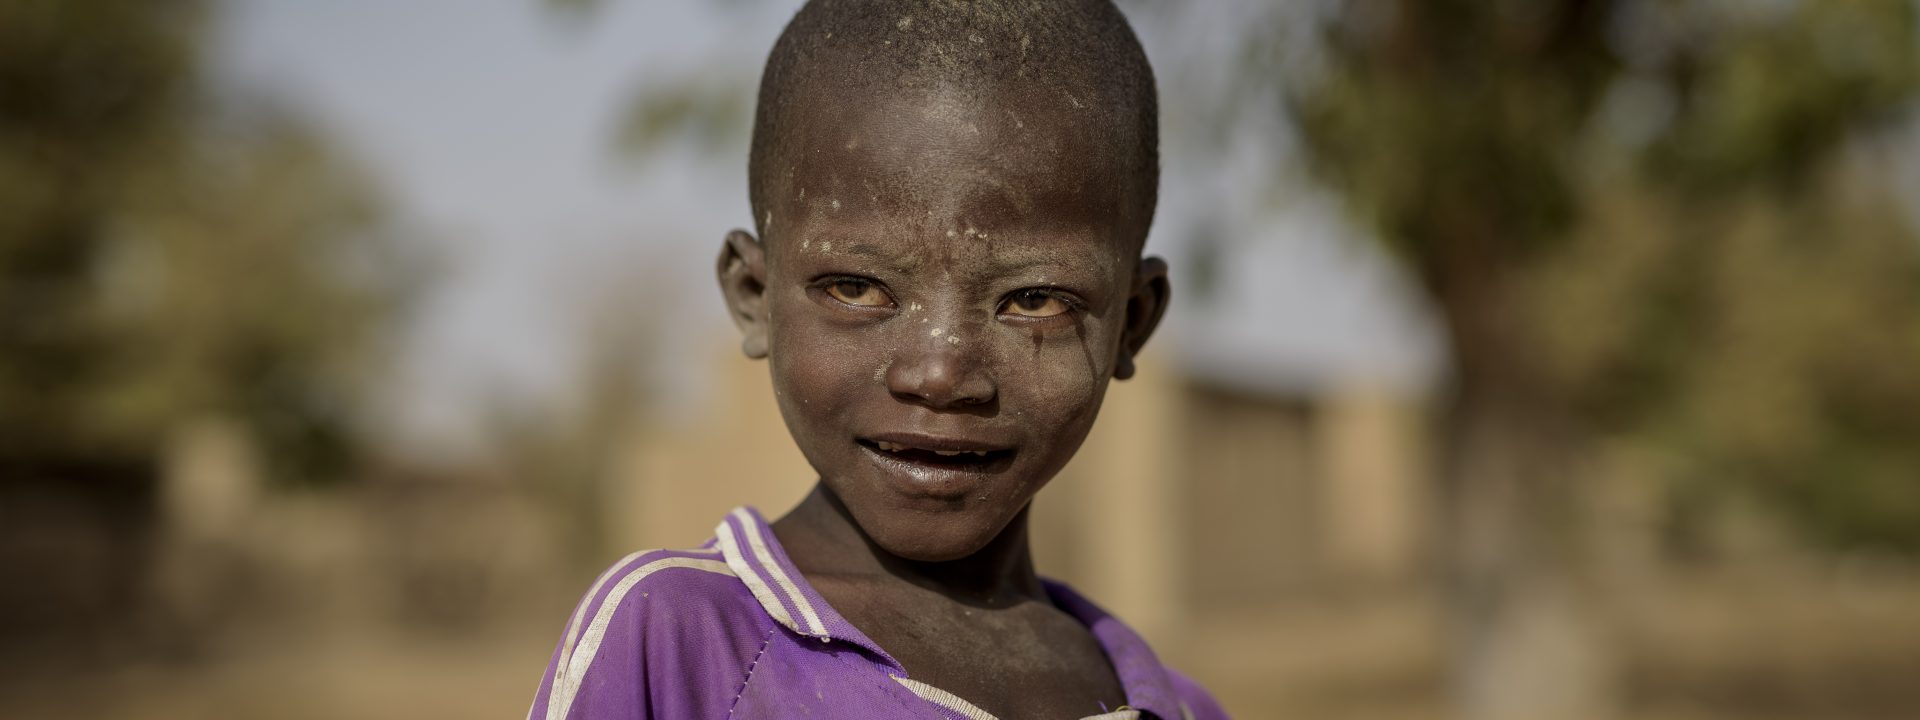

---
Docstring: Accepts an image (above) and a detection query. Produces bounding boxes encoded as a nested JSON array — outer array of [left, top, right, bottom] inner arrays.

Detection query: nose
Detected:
[[885, 330, 996, 410]]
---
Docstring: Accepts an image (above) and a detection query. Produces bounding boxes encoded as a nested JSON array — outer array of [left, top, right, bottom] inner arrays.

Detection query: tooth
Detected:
[[933, 450, 962, 457], [970, 450, 988, 457], [877, 441, 901, 452]]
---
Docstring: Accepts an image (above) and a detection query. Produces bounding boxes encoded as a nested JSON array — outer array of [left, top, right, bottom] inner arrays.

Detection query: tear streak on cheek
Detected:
[[1070, 318, 1109, 384]]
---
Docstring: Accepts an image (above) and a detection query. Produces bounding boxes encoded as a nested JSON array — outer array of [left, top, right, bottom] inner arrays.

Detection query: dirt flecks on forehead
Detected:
[[764, 211, 773, 231], [831, 199, 841, 211], [930, 328, 944, 337], [748, 1, 1160, 257]]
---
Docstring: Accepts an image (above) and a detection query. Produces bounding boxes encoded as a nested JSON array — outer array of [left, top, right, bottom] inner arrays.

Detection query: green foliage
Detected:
[[1290, 0, 1920, 554], [1529, 168, 1920, 552], [1290, 0, 1617, 274], [0, 0, 204, 461], [0, 0, 419, 483], [92, 110, 421, 484], [1643, 0, 1920, 192]]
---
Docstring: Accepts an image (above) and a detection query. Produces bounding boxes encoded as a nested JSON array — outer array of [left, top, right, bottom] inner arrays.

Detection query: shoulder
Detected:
[[1165, 667, 1231, 720], [580, 546, 742, 617], [530, 546, 772, 720], [562, 545, 769, 657]]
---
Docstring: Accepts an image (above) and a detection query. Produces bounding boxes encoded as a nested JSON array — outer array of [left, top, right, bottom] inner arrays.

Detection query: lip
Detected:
[[860, 431, 1010, 454], [854, 431, 1017, 498]]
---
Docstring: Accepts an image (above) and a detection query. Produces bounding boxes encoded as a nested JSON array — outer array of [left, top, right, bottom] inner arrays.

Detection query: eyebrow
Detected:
[[832, 242, 926, 274], [838, 241, 1103, 278], [967, 243, 1115, 280]]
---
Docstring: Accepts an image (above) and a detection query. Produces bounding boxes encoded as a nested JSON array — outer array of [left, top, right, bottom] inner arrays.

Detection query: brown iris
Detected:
[[824, 278, 892, 307], [1000, 289, 1070, 318]]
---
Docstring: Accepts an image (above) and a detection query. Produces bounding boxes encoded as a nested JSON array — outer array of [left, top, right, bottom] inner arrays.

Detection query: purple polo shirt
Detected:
[[527, 507, 1228, 719]]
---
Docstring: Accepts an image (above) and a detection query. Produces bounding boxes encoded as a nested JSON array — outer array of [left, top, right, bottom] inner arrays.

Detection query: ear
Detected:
[[716, 228, 770, 359], [1114, 255, 1171, 381]]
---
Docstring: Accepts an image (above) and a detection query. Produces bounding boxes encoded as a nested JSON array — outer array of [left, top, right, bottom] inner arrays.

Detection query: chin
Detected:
[[849, 493, 1024, 563]]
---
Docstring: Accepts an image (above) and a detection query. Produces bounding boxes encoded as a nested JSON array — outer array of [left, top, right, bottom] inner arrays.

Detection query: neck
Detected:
[[773, 483, 1043, 607]]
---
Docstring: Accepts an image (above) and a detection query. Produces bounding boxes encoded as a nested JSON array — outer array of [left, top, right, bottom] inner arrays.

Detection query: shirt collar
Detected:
[[717, 506, 1183, 720], [715, 506, 905, 667]]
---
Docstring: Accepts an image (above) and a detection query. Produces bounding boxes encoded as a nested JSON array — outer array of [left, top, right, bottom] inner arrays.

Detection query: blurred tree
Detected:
[[0, 0, 416, 485], [1542, 0, 1920, 555], [0, 0, 201, 468], [95, 106, 419, 485], [1289, 0, 1919, 717], [0, 0, 418, 653]]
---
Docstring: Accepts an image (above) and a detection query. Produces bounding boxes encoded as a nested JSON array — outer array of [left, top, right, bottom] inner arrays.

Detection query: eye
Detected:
[[1000, 289, 1073, 319], [823, 278, 893, 308]]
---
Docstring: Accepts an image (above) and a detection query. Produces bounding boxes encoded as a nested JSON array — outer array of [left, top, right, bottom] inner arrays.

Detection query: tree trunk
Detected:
[[1444, 393, 1614, 720], [1437, 285, 1616, 720]]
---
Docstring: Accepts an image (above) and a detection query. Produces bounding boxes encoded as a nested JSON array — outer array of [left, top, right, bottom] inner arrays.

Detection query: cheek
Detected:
[[767, 302, 864, 437], [999, 318, 1118, 454]]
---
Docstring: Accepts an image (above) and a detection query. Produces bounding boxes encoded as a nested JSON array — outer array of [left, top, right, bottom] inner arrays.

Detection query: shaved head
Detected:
[[748, 0, 1159, 250]]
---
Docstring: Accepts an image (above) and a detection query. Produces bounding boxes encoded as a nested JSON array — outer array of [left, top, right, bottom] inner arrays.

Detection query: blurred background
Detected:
[[3, 0, 1919, 718]]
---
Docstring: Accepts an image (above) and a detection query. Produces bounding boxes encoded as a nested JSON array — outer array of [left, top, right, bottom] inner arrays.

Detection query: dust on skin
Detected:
[[745, 76, 1150, 562]]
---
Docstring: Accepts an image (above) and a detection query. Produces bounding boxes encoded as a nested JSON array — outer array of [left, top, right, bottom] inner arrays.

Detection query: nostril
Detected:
[[886, 366, 994, 409], [883, 339, 995, 409]]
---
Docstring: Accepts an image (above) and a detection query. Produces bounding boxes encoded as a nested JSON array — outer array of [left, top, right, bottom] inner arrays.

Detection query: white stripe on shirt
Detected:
[[717, 519, 801, 632], [731, 507, 828, 638], [543, 556, 734, 720]]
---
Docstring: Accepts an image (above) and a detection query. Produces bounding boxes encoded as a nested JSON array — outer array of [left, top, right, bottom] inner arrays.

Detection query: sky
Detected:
[[211, 0, 1441, 455]]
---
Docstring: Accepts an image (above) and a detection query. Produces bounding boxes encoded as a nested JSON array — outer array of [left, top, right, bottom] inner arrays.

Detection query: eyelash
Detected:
[[997, 287, 1085, 320], [812, 276, 896, 309], [808, 276, 1086, 320]]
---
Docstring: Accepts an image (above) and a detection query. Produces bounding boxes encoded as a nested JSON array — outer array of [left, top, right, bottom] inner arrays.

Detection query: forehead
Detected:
[[768, 81, 1133, 243]]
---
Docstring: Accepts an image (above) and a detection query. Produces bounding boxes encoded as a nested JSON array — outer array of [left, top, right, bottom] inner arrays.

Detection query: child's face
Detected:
[[721, 85, 1167, 562]]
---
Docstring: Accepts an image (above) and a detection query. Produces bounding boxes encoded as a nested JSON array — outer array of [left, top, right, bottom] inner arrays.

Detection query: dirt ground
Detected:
[[6, 568, 1918, 720]]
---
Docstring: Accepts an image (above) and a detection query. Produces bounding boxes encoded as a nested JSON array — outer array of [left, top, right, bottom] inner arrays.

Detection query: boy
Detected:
[[529, 2, 1225, 718]]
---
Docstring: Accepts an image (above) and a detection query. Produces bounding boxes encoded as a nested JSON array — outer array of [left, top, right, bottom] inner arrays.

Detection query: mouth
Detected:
[[855, 434, 1017, 475]]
